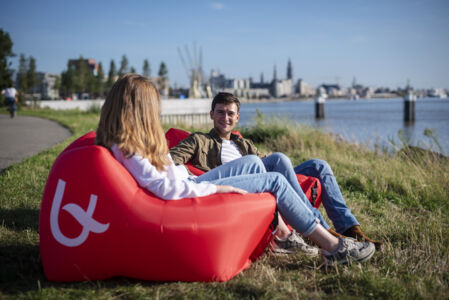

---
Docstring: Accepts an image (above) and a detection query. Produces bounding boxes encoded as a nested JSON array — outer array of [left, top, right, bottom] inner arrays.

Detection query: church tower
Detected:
[[273, 65, 277, 82], [287, 59, 293, 80]]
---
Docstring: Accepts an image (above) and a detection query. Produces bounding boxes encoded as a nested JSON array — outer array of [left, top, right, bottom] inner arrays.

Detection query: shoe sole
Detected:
[[270, 246, 319, 257], [270, 249, 295, 255], [323, 244, 375, 266]]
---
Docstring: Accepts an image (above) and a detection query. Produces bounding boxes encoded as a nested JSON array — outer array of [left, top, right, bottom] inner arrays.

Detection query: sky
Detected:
[[1, 0, 449, 89]]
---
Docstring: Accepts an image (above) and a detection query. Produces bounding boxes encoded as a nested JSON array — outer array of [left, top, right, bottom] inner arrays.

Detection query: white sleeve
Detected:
[[113, 147, 217, 200]]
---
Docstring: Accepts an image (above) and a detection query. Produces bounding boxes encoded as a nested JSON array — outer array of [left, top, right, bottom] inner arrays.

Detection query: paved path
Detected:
[[0, 114, 71, 170]]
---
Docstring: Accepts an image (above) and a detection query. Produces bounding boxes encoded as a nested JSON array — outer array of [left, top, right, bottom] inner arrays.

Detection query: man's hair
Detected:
[[211, 92, 240, 112]]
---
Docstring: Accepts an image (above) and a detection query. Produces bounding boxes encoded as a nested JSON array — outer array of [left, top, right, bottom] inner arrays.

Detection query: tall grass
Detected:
[[1, 108, 448, 299], [239, 113, 449, 214]]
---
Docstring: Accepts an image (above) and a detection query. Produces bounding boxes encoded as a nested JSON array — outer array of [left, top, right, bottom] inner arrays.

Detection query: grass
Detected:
[[1, 108, 448, 299]]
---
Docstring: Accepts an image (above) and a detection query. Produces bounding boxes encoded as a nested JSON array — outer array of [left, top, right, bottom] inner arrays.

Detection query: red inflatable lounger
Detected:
[[40, 131, 276, 282]]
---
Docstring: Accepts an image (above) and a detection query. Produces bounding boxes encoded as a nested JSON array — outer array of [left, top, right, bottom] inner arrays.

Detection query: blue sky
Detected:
[[1, 0, 449, 89]]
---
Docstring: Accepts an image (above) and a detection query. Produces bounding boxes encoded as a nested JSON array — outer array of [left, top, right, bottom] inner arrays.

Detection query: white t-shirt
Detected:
[[111, 144, 217, 200], [3, 87, 17, 99], [221, 139, 242, 164]]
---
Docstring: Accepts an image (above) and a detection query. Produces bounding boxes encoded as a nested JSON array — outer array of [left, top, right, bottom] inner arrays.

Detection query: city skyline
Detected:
[[1, 0, 449, 90]]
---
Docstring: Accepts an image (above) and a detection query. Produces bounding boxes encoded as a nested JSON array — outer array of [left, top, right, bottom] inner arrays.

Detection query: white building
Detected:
[[296, 79, 315, 97], [31, 72, 59, 100], [272, 79, 293, 98]]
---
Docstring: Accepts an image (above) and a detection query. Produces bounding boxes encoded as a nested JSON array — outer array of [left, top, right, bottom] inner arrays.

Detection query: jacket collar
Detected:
[[209, 128, 241, 142]]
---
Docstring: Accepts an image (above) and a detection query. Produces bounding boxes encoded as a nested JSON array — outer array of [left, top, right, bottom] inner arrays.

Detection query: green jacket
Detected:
[[169, 128, 266, 172]]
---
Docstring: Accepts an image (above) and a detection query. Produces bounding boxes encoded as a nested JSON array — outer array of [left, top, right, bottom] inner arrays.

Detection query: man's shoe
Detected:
[[270, 230, 319, 257], [322, 237, 375, 266], [342, 225, 383, 250], [328, 228, 347, 239]]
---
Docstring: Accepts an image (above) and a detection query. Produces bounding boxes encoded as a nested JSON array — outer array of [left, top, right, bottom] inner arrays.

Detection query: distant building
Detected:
[[287, 59, 293, 80], [272, 79, 293, 98], [39, 73, 59, 99], [320, 84, 344, 97], [210, 71, 226, 95], [68, 58, 99, 75], [296, 79, 314, 97], [209, 60, 297, 99], [28, 72, 59, 100], [223, 78, 269, 99], [209, 71, 270, 99], [225, 78, 251, 89]]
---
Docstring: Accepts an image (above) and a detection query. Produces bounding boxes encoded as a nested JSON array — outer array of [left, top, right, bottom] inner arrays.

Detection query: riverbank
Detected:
[[1, 108, 448, 299], [241, 93, 401, 103]]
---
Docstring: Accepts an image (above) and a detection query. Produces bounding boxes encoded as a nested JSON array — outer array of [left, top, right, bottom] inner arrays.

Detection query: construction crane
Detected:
[[177, 43, 212, 99]]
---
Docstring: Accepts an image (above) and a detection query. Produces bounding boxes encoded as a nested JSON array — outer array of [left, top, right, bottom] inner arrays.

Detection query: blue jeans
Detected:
[[263, 153, 359, 233], [193, 155, 318, 236]]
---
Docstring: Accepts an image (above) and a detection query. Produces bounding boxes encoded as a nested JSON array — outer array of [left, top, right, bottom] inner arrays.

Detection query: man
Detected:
[[170, 92, 382, 254], [2, 83, 18, 118]]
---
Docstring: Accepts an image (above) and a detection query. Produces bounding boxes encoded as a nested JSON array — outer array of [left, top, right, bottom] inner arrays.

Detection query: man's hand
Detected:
[[216, 185, 248, 195]]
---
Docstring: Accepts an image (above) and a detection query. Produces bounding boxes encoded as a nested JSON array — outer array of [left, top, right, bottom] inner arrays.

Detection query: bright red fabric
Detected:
[[40, 131, 276, 282]]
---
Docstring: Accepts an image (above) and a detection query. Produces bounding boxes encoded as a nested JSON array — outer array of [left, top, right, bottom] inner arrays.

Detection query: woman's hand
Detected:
[[216, 185, 248, 195]]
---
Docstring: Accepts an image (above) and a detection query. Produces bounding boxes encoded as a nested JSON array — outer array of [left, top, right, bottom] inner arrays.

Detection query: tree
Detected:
[[16, 54, 28, 93], [60, 60, 75, 98], [130, 66, 136, 73], [158, 61, 168, 96], [118, 54, 129, 76], [94, 62, 105, 98], [142, 59, 151, 77], [0, 29, 14, 91], [105, 59, 116, 93], [54, 75, 61, 97], [72, 56, 86, 94], [27, 56, 38, 93]]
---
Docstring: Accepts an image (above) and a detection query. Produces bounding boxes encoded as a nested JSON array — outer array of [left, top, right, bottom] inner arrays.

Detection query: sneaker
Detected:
[[342, 225, 383, 250], [270, 230, 319, 257], [328, 228, 347, 239], [322, 237, 375, 266]]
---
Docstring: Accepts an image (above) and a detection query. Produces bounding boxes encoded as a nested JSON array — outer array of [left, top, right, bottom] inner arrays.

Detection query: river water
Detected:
[[238, 98, 449, 156]]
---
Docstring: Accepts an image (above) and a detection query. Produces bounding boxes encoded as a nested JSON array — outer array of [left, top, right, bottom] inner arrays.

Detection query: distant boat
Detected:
[[350, 94, 359, 101], [429, 88, 448, 99]]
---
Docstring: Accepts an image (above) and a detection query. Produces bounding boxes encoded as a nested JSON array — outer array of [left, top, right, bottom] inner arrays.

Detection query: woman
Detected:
[[95, 74, 375, 266]]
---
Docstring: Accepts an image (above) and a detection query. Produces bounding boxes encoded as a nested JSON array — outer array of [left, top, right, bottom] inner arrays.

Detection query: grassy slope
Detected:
[[0, 108, 448, 299]]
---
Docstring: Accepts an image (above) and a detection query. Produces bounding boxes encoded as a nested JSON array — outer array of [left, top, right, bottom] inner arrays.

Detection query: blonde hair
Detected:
[[96, 73, 170, 171]]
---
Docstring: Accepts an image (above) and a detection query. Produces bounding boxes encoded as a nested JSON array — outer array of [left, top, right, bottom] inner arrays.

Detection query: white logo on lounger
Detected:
[[50, 179, 110, 247]]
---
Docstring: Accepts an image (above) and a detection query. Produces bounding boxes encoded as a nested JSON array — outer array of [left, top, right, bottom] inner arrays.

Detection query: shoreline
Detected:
[[241, 94, 401, 103]]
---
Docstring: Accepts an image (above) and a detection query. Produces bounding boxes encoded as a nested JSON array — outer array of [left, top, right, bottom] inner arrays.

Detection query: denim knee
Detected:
[[272, 152, 291, 164], [243, 155, 266, 172], [264, 152, 292, 168], [308, 159, 333, 176]]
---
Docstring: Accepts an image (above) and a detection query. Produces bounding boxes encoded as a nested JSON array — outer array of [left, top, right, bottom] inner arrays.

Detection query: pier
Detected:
[[315, 92, 327, 119], [404, 91, 417, 122]]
